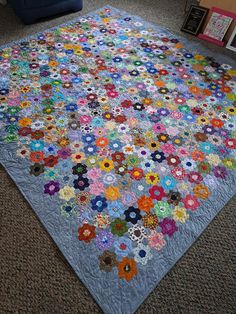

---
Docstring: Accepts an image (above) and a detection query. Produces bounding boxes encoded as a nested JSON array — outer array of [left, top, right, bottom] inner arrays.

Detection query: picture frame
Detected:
[[203, 10, 233, 42], [181, 5, 209, 35], [198, 7, 236, 47], [226, 26, 236, 52]]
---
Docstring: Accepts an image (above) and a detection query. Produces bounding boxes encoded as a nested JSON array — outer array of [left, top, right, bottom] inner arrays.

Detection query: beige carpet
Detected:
[[0, 1, 236, 313]]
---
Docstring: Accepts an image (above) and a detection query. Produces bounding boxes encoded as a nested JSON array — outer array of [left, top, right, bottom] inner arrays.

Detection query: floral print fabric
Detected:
[[0, 5, 236, 302]]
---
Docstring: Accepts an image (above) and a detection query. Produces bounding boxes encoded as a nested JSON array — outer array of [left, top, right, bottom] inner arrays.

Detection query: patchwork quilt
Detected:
[[0, 6, 236, 314]]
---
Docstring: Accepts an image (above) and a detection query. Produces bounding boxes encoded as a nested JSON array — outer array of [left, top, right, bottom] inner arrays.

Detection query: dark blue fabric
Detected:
[[8, 0, 83, 24], [24, 0, 64, 9]]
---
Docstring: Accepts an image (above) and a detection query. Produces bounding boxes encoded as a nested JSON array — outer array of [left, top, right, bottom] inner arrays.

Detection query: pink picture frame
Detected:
[[198, 7, 236, 46]]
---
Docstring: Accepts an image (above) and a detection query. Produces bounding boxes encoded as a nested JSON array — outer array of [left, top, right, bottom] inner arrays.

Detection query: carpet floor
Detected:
[[0, 1, 236, 313]]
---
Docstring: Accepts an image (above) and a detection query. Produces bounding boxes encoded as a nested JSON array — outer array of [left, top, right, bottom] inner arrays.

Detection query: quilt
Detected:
[[0, 6, 236, 314]]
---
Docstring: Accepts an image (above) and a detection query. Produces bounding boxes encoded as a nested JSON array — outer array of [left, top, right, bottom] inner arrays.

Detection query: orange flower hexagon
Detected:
[[104, 186, 121, 201], [137, 195, 154, 213], [118, 257, 137, 281]]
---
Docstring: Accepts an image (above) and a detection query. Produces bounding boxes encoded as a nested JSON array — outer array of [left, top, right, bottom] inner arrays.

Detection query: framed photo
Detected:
[[226, 26, 236, 52], [181, 5, 209, 35], [203, 12, 233, 41], [198, 7, 236, 46]]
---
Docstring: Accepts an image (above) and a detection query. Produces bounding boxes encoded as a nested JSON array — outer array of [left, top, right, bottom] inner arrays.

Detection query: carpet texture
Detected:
[[0, 1, 236, 313]]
